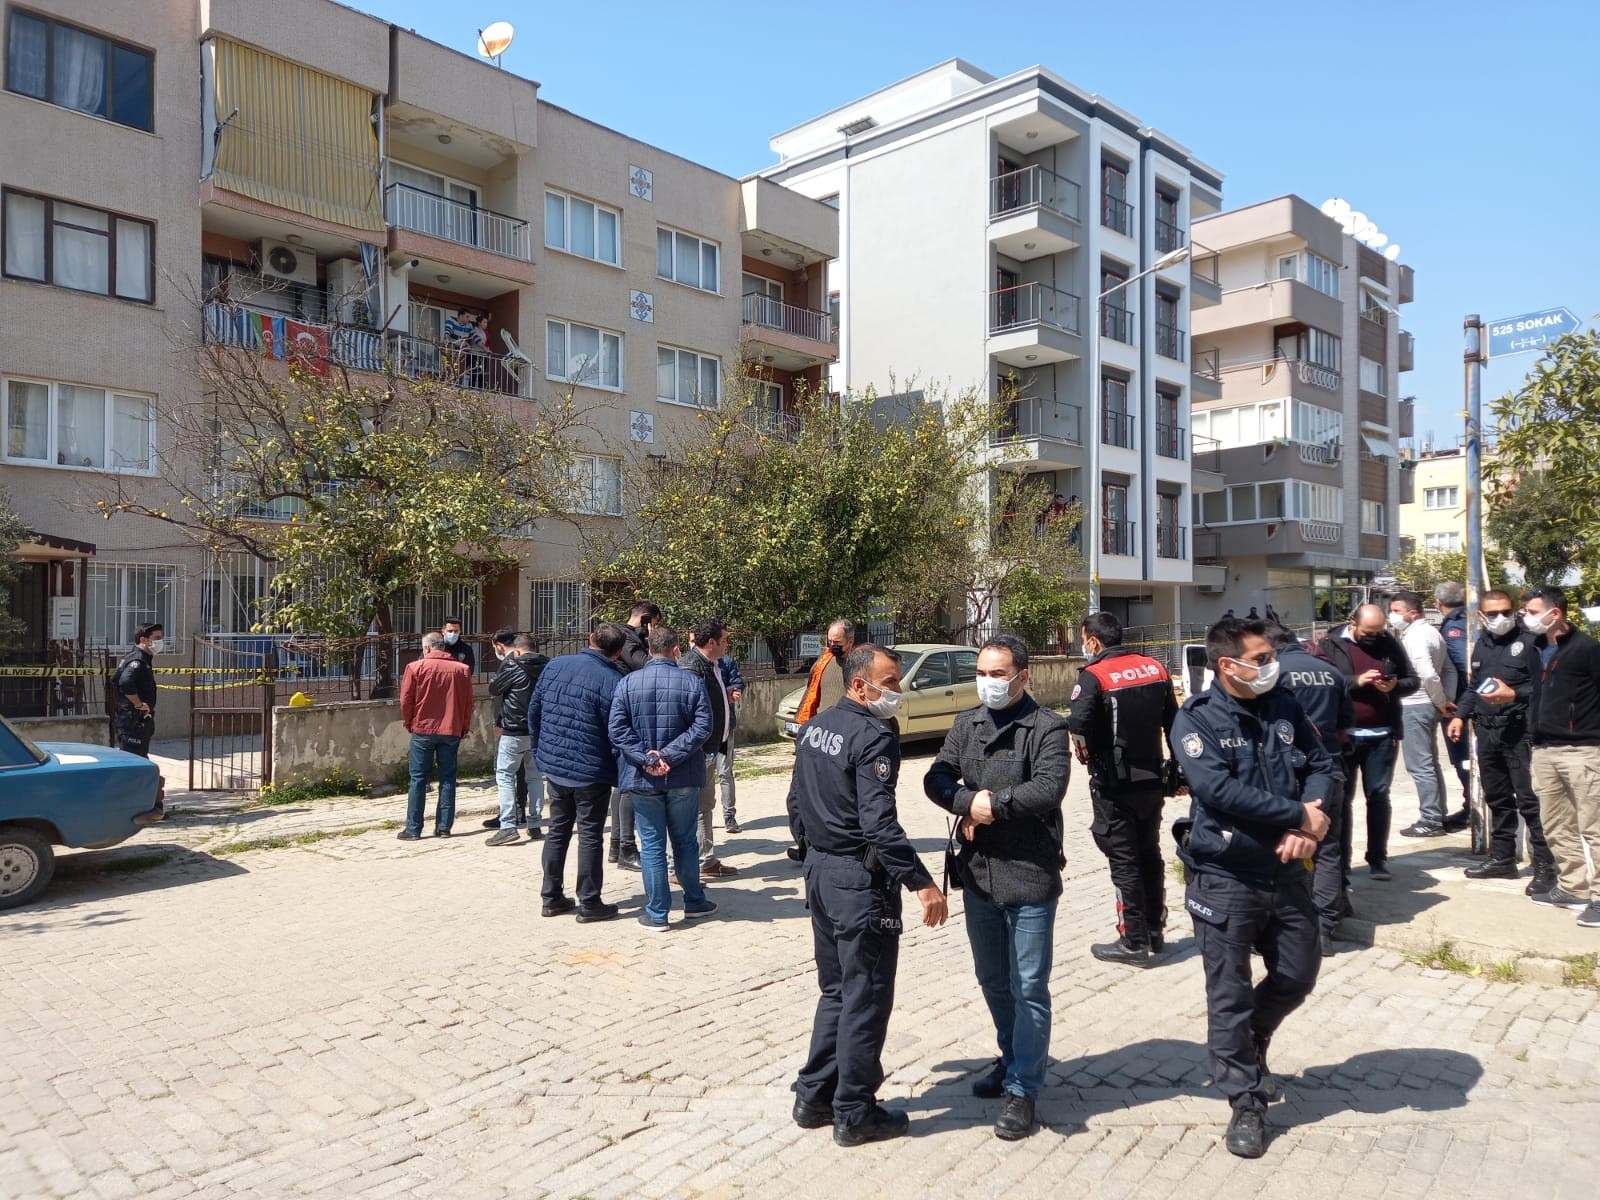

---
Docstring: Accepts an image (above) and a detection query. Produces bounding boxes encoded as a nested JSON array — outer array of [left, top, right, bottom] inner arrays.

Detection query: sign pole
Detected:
[[1463, 315, 1487, 855]]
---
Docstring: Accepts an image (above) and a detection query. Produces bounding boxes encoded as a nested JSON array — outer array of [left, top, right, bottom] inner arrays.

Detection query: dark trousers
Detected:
[[1443, 722, 1472, 806], [1478, 725, 1552, 867], [1089, 781, 1165, 947], [608, 788, 636, 854], [1343, 737, 1398, 873], [1188, 870, 1320, 1114], [542, 781, 611, 906], [1311, 773, 1349, 935], [794, 852, 903, 1126], [115, 708, 154, 758]]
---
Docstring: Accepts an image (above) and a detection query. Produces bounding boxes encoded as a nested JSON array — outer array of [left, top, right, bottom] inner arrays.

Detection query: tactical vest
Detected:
[[1083, 654, 1170, 786]]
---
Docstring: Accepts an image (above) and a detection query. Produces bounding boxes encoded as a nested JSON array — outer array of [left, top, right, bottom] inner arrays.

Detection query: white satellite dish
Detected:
[[477, 21, 514, 63]]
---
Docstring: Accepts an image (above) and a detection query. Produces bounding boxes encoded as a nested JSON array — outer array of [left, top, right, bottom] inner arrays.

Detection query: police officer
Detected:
[[1435, 583, 1473, 830], [113, 622, 161, 757], [787, 644, 947, 1147], [1172, 617, 1334, 1159], [1067, 611, 1178, 966], [1447, 588, 1555, 893], [1267, 623, 1353, 956]]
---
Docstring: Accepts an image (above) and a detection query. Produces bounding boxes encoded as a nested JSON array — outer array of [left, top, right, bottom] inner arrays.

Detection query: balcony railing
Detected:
[[992, 397, 1083, 446], [1156, 422, 1187, 460], [1155, 217, 1185, 254], [1192, 432, 1221, 473], [1194, 345, 1221, 382], [991, 165, 1082, 224], [1100, 302, 1134, 344], [385, 329, 533, 398], [1156, 321, 1186, 361], [384, 182, 532, 262], [755, 406, 802, 440], [1101, 193, 1134, 236], [1102, 518, 1136, 557], [989, 282, 1081, 335], [1156, 522, 1186, 560], [741, 294, 834, 343], [1102, 408, 1135, 449], [1191, 248, 1220, 287], [1193, 529, 1223, 565]]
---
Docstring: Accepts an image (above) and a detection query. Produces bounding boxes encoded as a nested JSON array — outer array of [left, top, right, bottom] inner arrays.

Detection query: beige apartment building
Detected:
[[1188, 196, 1415, 626], [0, 0, 837, 716], [1396, 446, 1467, 557]]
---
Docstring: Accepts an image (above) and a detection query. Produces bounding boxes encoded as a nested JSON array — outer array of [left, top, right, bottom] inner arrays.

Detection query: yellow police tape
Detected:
[[0, 665, 298, 677]]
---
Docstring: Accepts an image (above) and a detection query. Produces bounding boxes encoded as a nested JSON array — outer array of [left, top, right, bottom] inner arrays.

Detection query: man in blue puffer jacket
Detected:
[[529, 622, 629, 923], [608, 625, 716, 930]]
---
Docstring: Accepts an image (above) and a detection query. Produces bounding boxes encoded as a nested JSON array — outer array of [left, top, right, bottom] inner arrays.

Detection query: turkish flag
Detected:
[[285, 321, 330, 377]]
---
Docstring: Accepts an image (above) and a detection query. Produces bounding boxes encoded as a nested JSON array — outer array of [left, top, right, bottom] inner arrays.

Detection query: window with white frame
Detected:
[[1292, 481, 1343, 522], [389, 163, 479, 246], [656, 346, 720, 408], [530, 580, 591, 640], [1360, 289, 1389, 325], [3, 188, 153, 301], [1424, 531, 1462, 554], [4, 377, 153, 472], [1190, 400, 1286, 449], [546, 319, 622, 390], [544, 189, 621, 265], [1200, 480, 1341, 524], [1358, 355, 1386, 396], [1424, 486, 1460, 509], [1276, 250, 1339, 298], [393, 582, 483, 640], [1291, 401, 1342, 445], [1361, 500, 1386, 533], [1307, 328, 1341, 371], [86, 562, 177, 650], [566, 454, 623, 516], [656, 226, 720, 292]]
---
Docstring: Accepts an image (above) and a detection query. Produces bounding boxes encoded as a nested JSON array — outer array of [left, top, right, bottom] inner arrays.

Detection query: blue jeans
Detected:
[[628, 788, 707, 923], [963, 891, 1057, 1098], [495, 735, 544, 828], [406, 733, 461, 835]]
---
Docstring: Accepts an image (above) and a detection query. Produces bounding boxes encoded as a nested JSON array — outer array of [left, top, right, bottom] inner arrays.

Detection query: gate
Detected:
[[188, 639, 276, 792]]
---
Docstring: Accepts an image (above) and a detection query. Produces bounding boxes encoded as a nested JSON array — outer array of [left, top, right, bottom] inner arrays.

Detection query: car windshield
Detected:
[[0, 714, 49, 769]]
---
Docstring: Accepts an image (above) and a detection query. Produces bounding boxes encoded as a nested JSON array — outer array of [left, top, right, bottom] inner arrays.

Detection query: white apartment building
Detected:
[[1189, 196, 1414, 625], [761, 60, 1224, 629]]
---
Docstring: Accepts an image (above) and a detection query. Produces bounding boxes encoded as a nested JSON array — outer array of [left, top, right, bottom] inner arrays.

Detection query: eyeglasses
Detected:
[[1231, 653, 1276, 667]]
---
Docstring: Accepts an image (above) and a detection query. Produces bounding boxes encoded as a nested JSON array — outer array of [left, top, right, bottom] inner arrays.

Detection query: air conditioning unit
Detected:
[[1198, 578, 1227, 594], [324, 258, 370, 325], [1326, 440, 1344, 462], [255, 240, 317, 286]]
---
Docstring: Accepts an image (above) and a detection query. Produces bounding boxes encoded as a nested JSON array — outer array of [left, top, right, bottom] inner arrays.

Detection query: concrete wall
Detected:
[[12, 715, 113, 747], [1027, 655, 1079, 709], [271, 697, 497, 788]]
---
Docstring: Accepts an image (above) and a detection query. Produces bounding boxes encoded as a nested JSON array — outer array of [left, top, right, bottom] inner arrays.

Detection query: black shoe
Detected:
[[486, 828, 521, 847], [1149, 930, 1165, 954], [1464, 857, 1519, 880], [1369, 861, 1392, 881], [833, 1105, 910, 1147], [724, 814, 742, 835], [792, 1097, 833, 1129], [1527, 869, 1558, 897], [482, 817, 500, 829], [617, 852, 642, 873], [608, 844, 620, 864], [435, 828, 452, 838], [971, 1059, 1007, 1099], [1225, 1108, 1267, 1159], [396, 830, 420, 841], [1320, 930, 1334, 958], [1441, 808, 1471, 833], [993, 1092, 1036, 1140], [575, 902, 620, 923], [1091, 939, 1152, 967], [526, 825, 543, 841], [1399, 822, 1446, 838], [541, 896, 577, 918]]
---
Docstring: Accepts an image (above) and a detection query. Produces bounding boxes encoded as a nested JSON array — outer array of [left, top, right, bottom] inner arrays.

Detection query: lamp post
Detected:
[[1085, 244, 1191, 614]]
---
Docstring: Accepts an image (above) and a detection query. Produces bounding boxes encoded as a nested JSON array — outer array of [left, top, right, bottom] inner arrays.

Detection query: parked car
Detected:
[[776, 643, 980, 741], [0, 714, 166, 910]]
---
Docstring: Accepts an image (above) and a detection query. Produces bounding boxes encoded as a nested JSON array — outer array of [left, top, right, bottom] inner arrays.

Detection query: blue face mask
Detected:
[[444, 631, 460, 645]]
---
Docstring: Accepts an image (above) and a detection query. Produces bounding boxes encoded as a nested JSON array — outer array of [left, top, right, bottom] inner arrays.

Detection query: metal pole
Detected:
[[1463, 314, 1487, 854], [1087, 291, 1102, 615]]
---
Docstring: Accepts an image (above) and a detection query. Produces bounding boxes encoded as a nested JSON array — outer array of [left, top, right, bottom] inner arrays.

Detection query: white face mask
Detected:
[[1386, 610, 1411, 631], [976, 675, 1022, 710], [148, 638, 164, 654], [1481, 613, 1515, 637], [861, 682, 902, 720], [1524, 609, 1558, 635], [444, 631, 460, 645], [1228, 658, 1280, 695]]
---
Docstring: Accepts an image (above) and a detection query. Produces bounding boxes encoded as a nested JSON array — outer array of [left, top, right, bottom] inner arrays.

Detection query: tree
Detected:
[[1492, 324, 1600, 586], [1487, 472, 1583, 587], [0, 487, 27, 649], [101, 328, 577, 695], [1385, 548, 1468, 600]]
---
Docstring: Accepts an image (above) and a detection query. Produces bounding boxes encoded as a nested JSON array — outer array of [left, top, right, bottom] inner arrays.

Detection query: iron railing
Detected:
[[1102, 518, 1136, 556], [990, 164, 1082, 223], [1194, 345, 1221, 381], [1156, 522, 1187, 560], [1191, 432, 1222, 473], [385, 329, 534, 398], [1155, 216, 1185, 254], [1101, 193, 1134, 235], [1102, 409, 1135, 449], [1101, 302, 1134, 344], [384, 182, 532, 262], [991, 397, 1083, 446], [741, 293, 834, 343], [989, 282, 1082, 335], [1155, 422, 1187, 459], [1156, 321, 1186, 361], [1191, 249, 1220, 287]]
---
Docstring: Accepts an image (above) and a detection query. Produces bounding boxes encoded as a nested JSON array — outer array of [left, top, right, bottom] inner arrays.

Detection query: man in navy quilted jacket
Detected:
[[528, 622, 629, 922]]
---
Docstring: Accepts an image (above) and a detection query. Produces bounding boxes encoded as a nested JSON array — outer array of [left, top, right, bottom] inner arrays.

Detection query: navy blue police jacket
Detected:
[[1171, 683, 1336, 888], [1276, 643, 1353, 768]]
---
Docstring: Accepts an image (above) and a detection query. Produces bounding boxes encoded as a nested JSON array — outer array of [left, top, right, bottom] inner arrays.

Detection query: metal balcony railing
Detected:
[[1156, 321, 1186, 361], [1101, 303, 1134, 344], [1156, 523, 1187, 560], [1102, 518, 1136, 557], [1155, 422, 1187, 460], [755, 406, 802, 440], [1102, 409, 1135, 449], [1155, 217, 1186, 254], [1191, 432, 1222, 473], [384, 182, 532, 262], [741, 294, 834, 343], [1191, 248, 1220, 287], [202, 300, 384, 371], [385, 329, 533, 398], [1194, 345, 1221, 381], [1101, 193, 1134, 236], [989, 282, 1082, 335], [992, 397, 1083, 446], [990, 164, 1082, 223]]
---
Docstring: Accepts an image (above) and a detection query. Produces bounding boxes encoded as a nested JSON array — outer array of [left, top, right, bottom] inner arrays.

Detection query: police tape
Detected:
[[0, 665, 299, 677]]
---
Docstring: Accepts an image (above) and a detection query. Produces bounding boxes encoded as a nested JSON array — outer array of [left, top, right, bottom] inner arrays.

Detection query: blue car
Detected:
[[0, 714, 166, 909]]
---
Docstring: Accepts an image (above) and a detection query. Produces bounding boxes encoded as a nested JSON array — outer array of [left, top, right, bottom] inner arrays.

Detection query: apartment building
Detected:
[[0, 0, 837, 716], [761, 60, 1223, 629], [1397, 446, 1467, 558], [1187, 196, 1415, 626]]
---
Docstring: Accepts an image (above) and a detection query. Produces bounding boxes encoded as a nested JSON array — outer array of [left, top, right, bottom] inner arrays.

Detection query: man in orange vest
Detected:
[[796, 619, 859, 725]]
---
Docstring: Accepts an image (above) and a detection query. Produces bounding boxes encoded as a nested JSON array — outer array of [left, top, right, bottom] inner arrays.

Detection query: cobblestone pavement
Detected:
[[3, 745, 1599, 1199]]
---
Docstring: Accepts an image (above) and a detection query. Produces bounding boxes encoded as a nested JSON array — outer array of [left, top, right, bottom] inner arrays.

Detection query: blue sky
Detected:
[[377, 0, 1598, 442]]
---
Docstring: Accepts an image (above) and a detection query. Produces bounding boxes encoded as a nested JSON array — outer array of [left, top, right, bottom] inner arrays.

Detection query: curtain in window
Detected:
[[597, 209, 618, 264], [114, 220, 151, 300], [3, 192, 45, 279], [56, 385, 106, 468], [6, 380, 48, 460], [599, 333, 620, 388], [52, 25, 106, 116], [7, 14, 46, 97], [656, 348, 675, 400], [111, 394, 151, 470], [51, 203, 109, 293]]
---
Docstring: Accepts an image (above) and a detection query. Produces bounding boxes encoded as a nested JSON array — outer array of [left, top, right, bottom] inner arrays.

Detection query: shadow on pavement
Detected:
[[0, 844, 248, 933]]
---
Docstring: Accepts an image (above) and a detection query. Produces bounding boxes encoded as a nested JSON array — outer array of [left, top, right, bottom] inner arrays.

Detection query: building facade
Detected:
[[760, 60, 1223, 629], [1397, 446, 1466, 557], [1188, 196, 1415, 626]]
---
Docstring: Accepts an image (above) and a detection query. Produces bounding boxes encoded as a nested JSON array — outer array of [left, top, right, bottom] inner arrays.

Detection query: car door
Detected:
[[949, 649, 979, 720], [903, 651, 953, 736]]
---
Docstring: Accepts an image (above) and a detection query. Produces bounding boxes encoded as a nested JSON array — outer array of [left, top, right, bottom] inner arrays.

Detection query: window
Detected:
[[1276, 250, 1339, 298], [1424, 486, 1460, 510], [530, 580, 591, 640], [5, 11, 153, 130], [1306, 328, 1341, 371], [1292, 401, 1342, 445], [1101, 158, 1131, 235], [742, 273, 785, 327], [952, 649, 977, 684], [544, 189, 620, 265], [1361, 500, 1386, 534], [86, 563, 177, 650], [3, 189, 153, 301], [1155, 189, 1182, 252], [1424, 532, 1462, 554], [394, 582, 482, 639], [546, 319, 622, 390], [566, 454, 623, 516], [656, 226, 720, 292], [656, 346, 720, 409], [1292, 481, 1342, 523], [912, 651, 953, 689], [1361, 289, 1389, 325], [4, 377, 153, 472], [1358, 355, 1386, 396], [1194, 400, 1289, 449]]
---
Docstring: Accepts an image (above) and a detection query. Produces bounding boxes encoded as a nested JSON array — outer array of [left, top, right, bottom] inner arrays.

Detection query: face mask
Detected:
[[1386, 611, 1409, 631], [976, 675, 1020, 710], [494, 646, 508, 662], [149, 638, 164, 654], [1228, 658, 1280, 696], [1482, 613, 1515, 637], [444, 631, 460, 645], [828, 643, 845, 660], [1524, 609, 1558, 635], [861, 682, 902, 720]]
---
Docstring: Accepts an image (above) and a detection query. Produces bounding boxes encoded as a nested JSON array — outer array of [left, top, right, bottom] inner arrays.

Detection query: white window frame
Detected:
[[656, 225, 721, 293], [1291, 401, 1342, 445], [544, 189, 621, 266], [1361, 499, 1386, 534], [530, 579, 591, 639], [1358, 355, 1386, 396], [1424, 486, 1460, 510], [86, 562, 179, 651], [1204, 480, 1342, 525], [545, 319, 623, 391], [656, 345, 721, 409], [565, 454, 623, 516], [1307, 328, 1342, 371], [1424, 531, 1462, 554], [1277, 250, 1339, 298], [3, 374, 155, 474], [1360, 289, 1389, 325]]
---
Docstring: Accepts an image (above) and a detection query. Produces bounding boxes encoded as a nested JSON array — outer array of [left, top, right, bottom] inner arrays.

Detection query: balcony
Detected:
[[988, 282, 1082, 368], [741, 294, 838, 371], [1191, 434, 1225, 493], [1102, 408, 1135, 450], [1191, 276, 1342, 338], [1156, 321, 1186, 362], [1101, 303, 1134, 345], [1155, 217, 1186, 255], [755, 406, 803, 441], [1216, 357, 1341, 408], [1399, 329, 1415, 372], [989, 397, 1083, 469], [1155, 422, 1187, 460], [1156, 523, 1187, 560], [1398, 396, 1415, 439], [1102, 518, 1137, 557], [384, 184, 536, 293], [1193, 528, 1226, 590], [1192, 344, 1222, 400], [989, 165, 1081, 260], [1101, 193, 1134, 237], [1190, 248, 1221, 309]]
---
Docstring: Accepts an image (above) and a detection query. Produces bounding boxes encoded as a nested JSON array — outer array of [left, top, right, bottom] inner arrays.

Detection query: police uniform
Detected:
[[1454, 626, 1552, 873], [1275, 642, 1353, 941], [112, 646, 157, 757], [1066, 646, 1178, 951], [1172, 683, 1334, 1116], [787, 698, 934, 1129], [1439, 606, 1472, 804]]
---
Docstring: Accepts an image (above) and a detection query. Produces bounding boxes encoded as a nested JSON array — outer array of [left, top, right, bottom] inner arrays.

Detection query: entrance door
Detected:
[[0, 563, 49, 716]]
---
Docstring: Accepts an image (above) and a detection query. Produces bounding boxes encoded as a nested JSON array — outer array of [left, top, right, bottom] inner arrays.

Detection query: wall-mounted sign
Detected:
[[50, 595, 78, 640]]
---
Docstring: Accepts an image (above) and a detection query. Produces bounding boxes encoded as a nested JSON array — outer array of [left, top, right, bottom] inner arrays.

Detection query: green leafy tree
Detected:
[[0, 487, 27, 648], [1386, 548, 1468, 600], [1488, 473, 1584, 588]]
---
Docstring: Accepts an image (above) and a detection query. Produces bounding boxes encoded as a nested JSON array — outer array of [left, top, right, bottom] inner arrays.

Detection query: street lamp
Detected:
[[1085, 243, 1190, 614]]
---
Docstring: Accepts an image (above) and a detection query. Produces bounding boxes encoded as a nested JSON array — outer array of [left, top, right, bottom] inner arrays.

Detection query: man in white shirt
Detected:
[[1388, 591, 1458, 837]]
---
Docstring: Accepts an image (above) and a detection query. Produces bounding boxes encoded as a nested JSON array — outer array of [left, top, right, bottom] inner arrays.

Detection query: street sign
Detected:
[[1486, 307, 1581, 358]]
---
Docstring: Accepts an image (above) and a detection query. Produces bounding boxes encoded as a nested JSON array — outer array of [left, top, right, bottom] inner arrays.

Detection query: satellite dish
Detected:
[[477, 21, 514, 60]]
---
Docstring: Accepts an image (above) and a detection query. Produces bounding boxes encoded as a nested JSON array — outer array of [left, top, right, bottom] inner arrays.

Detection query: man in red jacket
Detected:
[[399, 630, 475, 840]]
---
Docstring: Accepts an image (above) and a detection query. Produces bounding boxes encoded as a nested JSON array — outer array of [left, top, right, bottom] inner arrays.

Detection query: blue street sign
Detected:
[[1486, 307, 1582, 358]]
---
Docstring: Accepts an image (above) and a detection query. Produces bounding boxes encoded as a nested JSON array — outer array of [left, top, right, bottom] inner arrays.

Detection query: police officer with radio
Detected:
[[787, 645, 947, 1147], [1067, 611, 1179, 966], [1172, 617, 1334, 1159]]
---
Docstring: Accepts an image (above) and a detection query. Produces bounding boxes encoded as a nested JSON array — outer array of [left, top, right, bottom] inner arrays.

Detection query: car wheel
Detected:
[[0, 827, 55, 909]]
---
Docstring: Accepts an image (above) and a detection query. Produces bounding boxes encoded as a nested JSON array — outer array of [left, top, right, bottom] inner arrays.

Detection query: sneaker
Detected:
[[1527, 869, 1559, 897], [575, 902, 620, 923], [724, 814, 742, 835], [993, 1092, 1036, 1140], [617, 852, 642, 873], [637, 914, 668, 931], [1578, 902, 1600, 929], [971, 1059, 1007, 1099], [1369, 862, 1392, 881], [682, 899, 719, 919], [481, 817, 500, 829], [1464, 858, 1519, 880], [396, 830, 421, 841], [1090, 938, 1151, 967], [1224, 1108, 1267, 1159], [1399, 822, 1446, 838], [792, 1097, 833, 1129], [541, 896, 576, 918], [701, 860, 739, 879], [526, 826, 544, 841], [832, 1105, 910, 1147], [1534, 887, 1589, 911], [485, 828, 521, 847], [434, 828, 452, 838]]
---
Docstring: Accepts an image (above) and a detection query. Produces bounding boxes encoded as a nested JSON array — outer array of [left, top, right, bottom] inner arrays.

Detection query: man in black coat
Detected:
[[113, 622, 162, 757], [682, 618, 738, 878], [487, 632, 549, 845]]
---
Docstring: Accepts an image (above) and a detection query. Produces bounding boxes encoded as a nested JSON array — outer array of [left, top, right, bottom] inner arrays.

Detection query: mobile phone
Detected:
[[1476, 678, 1501, 695]]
